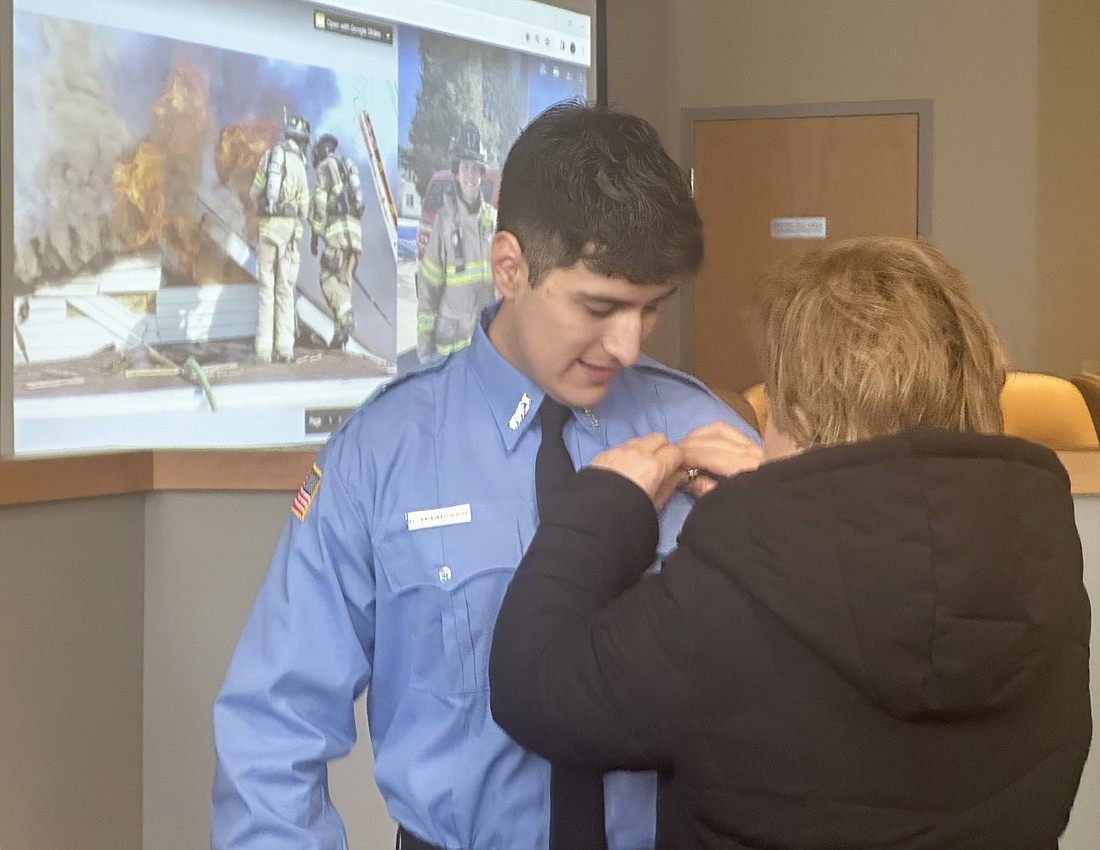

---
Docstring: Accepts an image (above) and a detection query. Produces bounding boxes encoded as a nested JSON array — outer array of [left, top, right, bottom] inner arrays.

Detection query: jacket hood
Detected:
[[687, 430, 1086, 719]]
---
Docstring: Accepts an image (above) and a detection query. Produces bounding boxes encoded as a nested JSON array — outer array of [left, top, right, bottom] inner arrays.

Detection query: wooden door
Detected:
[[690, 112, 920, 394]]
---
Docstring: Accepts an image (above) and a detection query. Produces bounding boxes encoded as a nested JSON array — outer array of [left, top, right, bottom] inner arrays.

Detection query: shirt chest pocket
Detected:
[[374, 516, 522, 696]]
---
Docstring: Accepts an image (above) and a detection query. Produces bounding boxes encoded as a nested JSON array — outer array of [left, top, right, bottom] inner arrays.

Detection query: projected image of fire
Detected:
[[216, 117, 282, 228], [111, 59, 212, 278], [12, 17, 134, 291], [14, 18, 274, 292], [111, 57, 265, 285]]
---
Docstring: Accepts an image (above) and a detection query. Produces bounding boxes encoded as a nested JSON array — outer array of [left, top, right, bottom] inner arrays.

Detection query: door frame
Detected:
[[679, 99, 934, 375]]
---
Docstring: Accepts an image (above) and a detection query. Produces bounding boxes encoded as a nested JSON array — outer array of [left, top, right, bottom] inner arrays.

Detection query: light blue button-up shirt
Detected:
[[211, 307, 759, 850]]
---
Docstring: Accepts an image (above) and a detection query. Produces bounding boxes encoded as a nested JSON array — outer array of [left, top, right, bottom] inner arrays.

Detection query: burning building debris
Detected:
[[15, 19, 293, 294], [110, 55, 265, 286], [13, 17, 136, 289], [216, 116, 282, 227]]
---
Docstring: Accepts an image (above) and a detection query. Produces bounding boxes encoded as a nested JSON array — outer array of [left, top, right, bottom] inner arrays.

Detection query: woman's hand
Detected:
[[677, 422, 764, 498], [588, 433, 685, 510]]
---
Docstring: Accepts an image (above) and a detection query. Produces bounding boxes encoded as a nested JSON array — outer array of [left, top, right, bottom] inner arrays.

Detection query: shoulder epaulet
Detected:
[[363, 354, 451, 404], [633, 354, 712, 393]]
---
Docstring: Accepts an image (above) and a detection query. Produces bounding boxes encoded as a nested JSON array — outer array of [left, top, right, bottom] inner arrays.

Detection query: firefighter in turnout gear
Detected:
[[250, 114, 311, 363], [309, 133, 363, 350], [416, 120, 497, 362]]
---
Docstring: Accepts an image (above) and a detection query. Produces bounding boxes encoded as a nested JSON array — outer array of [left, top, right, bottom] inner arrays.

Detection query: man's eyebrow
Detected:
[[647, 286, 680, 307], [576, 286, 680, 309]]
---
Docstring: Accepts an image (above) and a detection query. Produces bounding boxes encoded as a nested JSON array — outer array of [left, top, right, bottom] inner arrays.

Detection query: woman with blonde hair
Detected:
[[490, 236, 1091, 849]]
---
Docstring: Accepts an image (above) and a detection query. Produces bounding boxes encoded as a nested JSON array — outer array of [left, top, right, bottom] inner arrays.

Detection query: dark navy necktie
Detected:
[[535, 398, 576, 516], [535, 398, 609, 850]]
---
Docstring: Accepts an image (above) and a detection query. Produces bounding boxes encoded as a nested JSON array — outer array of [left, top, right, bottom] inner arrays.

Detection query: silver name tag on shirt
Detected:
[[406, 503, 472, 531]]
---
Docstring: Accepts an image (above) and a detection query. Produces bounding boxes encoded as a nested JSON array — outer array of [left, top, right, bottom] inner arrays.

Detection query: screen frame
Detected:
[[0, 0, 605, 501]]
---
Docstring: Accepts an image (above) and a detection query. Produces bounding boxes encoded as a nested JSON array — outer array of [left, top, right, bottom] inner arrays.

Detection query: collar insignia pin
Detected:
[[508, 392, 532, 431]]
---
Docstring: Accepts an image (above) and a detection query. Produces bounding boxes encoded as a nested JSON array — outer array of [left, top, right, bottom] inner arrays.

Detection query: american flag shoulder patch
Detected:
[[292, 463, 322, 521]]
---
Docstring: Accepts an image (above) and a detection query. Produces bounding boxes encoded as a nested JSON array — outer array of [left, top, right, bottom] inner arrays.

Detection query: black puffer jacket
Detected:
[[491, 431, 1091, 849]]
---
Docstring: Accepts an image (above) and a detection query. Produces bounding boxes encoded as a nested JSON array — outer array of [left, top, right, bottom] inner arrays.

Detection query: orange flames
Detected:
[[111, 57, 219, 282], [112, 141, 167, 248], [217, 117, 280, 219]]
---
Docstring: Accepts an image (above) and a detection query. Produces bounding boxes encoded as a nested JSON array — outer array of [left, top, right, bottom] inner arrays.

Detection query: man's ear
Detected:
[[492, 231, 527, 300]]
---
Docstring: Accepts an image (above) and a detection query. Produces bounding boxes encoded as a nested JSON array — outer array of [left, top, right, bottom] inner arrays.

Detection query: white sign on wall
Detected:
[[770, 216, 828, 239]]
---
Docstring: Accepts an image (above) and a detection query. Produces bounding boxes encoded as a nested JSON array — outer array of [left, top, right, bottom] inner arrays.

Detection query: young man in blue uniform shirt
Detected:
[[211, 102, 761, 850]]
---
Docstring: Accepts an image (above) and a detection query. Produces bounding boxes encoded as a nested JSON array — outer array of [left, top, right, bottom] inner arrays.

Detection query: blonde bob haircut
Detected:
[[756, 236, 1007, 449]]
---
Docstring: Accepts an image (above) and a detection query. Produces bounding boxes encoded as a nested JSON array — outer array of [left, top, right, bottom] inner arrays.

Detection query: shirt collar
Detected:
[[467, 302, 552, 453]]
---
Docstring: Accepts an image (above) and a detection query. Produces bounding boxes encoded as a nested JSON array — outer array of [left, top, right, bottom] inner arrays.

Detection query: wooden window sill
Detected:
[[0, 450, 316, 506], [3, 449, 1099, 506]]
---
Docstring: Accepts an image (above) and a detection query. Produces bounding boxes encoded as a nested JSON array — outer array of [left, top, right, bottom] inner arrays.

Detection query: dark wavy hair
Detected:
[[496, 100, 703, 286]]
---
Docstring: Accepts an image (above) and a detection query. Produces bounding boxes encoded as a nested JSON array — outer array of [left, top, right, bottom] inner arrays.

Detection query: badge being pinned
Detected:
[[292, 463, 322, 521]]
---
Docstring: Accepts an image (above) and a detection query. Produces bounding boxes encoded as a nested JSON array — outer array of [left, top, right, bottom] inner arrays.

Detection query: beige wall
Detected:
[[1063, 496, 1100, 849], [0, 495, 144, 850], [142, 491, 393, 850], [1037, 1, 1100, 376], [627, 0, 1058, 376]]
